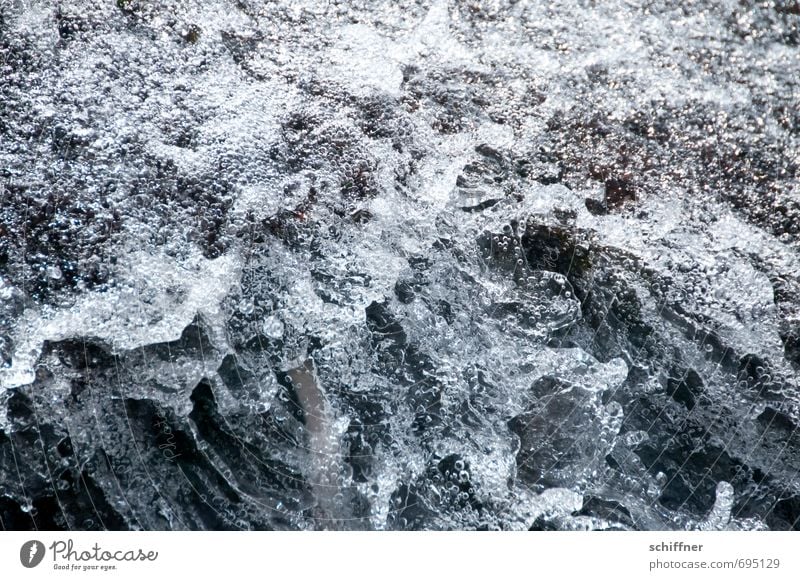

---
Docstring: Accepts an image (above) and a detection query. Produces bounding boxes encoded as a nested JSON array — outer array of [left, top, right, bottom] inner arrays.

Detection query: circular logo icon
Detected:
[[20, 540, 46, 568]]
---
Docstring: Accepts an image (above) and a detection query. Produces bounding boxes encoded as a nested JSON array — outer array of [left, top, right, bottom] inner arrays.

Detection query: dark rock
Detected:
[[394, 280, 416, 303], [666, 368, 703, 410], [767, 496, 800, 531], [43, 338, 116, 371], [509, 380, 605, 488], [217, 354, 253, 394], [0, 335, 11, 368], [757, 407, 797, 433], [56, 437, 73, 457], [529, 516, 561, 530], [387, 483, 432, 530], [604, 177, 636, 209], [460, 198, 501, 212], [578, 495, 636, 528], [585, 197, 608, 216], [142, 317, 215, 363], [181, 24, 201, 44], [774, 1, 800, 15], [635, 435, 744, 517], [365, 301, 407, 346], [737, 354, 784, 400]]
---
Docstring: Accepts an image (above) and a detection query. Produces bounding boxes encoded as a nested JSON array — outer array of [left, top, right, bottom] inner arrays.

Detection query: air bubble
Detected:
[[262, 315, 285, 339]]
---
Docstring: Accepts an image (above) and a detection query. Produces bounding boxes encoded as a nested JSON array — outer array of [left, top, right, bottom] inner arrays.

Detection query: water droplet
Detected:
[[262, 315, 284, 339]]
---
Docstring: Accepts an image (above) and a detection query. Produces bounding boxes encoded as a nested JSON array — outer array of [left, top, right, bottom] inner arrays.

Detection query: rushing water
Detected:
[[1, 0, 799, 530]]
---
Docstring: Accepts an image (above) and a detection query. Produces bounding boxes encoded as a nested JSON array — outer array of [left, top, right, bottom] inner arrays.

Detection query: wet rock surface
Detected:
[[1, 0, 799, 530]]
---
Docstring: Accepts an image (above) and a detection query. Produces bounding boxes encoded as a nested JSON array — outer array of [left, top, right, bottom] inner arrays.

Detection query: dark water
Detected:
[[1, 0, 799, 530]]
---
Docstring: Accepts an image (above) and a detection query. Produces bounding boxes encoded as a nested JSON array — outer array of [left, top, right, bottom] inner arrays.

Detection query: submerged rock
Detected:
[[1, 0, 798, 531]]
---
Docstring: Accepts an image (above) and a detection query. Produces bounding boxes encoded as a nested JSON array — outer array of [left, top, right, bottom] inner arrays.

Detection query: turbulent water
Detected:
[[1, 0, 799, 530]]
